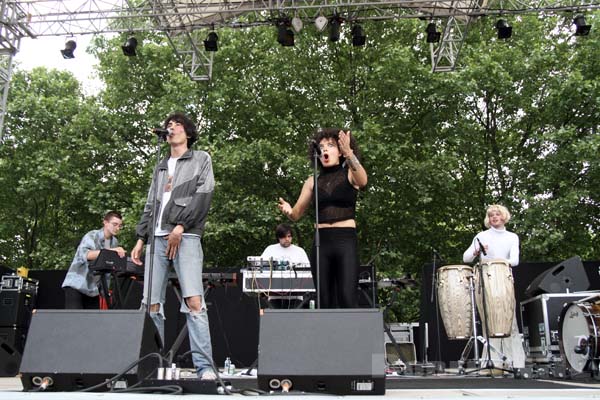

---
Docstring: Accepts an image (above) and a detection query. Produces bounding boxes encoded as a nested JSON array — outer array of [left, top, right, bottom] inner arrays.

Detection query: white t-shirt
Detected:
[[155, 157, 178, 236], [260, 244, 310, 266]]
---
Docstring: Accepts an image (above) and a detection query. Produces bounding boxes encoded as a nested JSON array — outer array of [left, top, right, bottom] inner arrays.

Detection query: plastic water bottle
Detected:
[[224, 357, 231, 374]]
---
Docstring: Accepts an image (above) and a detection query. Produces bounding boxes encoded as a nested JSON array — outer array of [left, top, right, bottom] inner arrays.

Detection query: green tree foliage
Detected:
[[0, 68, 135, 268]]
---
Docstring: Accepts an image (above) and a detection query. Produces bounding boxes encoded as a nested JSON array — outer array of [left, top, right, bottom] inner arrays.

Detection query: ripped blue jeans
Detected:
[[143, 235, 213, 374]]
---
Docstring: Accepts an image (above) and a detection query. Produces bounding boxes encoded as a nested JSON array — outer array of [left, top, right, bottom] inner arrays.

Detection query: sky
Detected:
[[13, 34, 104, 95]]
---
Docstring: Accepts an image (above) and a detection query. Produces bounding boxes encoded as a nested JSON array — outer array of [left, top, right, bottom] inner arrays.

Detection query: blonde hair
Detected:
[[484, 204, 510, 228]]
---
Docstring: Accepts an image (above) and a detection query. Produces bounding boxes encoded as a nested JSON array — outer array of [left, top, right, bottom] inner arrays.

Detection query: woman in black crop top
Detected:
[[277, 128, 368, 308]]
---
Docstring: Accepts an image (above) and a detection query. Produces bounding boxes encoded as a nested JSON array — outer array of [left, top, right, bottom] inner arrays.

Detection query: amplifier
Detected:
[[0, 287, 37, 328], [242, 269, 314, 294]]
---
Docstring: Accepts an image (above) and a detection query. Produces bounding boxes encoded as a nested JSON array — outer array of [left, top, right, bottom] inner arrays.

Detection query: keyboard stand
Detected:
[[96, 273, 112, 309]]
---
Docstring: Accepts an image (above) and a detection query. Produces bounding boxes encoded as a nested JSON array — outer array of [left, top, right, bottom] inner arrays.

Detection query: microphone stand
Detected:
[[458, 249, 482, 374], [430, 249, 443, 366], [145, 131, 168, 321], [476, 240, 495, 373], [312, 148, 321, 309]]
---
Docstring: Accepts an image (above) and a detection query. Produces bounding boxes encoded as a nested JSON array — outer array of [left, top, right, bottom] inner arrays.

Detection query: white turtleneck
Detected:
[[463, 226, 520, 266]]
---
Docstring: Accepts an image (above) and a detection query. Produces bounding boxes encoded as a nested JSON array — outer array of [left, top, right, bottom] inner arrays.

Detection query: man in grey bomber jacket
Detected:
[[132, 112, 216, 380]]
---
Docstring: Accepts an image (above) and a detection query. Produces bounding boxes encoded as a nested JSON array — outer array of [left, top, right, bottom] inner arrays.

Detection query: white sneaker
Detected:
[[200, 370, 217, 380]]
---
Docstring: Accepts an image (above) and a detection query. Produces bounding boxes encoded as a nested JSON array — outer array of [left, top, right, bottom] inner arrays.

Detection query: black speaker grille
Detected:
[[258, 309, 386, 395], [19, 310, 161, 391]]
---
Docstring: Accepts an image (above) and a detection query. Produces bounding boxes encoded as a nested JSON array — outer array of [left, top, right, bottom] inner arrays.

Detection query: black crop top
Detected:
[[316, 164, 358, 223]]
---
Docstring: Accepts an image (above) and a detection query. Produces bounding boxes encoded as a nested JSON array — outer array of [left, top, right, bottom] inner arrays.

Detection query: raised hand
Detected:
[[338, 130, 352, 157], [278, 197, 292, 217]]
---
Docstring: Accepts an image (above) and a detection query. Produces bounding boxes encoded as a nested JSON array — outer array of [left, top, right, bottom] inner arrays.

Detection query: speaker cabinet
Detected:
[[258, 309, 385, 395], [525, 256, 590, 298], [0, 326, 27, 354], [0, 339, 21, 377], [0, 284, 36, 327], [20, 310, 162, 391]]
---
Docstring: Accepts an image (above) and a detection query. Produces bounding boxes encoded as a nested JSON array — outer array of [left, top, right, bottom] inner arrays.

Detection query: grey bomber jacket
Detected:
[[136, 149, 214, 242]]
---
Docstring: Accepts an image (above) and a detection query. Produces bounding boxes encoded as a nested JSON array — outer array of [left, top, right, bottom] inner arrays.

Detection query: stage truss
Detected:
[[0, 0, 598, 134]]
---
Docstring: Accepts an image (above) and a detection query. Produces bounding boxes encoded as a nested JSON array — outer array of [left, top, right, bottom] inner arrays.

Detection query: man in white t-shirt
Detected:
[[260, 224, 310, 266], [260, 224, 310, 308]]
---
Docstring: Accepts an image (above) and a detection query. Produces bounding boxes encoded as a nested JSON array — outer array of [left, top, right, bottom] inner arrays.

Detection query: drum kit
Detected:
[[436, 260, 600, 378], [559, 297, 600, 377]]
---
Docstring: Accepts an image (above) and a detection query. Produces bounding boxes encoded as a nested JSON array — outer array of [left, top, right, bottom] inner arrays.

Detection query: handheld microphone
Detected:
[[476, 238, 487, 256], [432, 247, 446, 264], [151, 128, 170, 137], [311, 140, 322, 157]]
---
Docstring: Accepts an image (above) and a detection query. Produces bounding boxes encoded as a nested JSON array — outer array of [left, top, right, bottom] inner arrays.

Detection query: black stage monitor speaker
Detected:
[[525, 256, 590, 298], [258, 309, 385, 395], [19, 310, 162, 391]]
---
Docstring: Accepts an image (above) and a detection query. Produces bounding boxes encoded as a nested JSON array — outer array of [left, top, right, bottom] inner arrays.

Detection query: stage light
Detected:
[[60, 39, 76, 59], [204, 31, 218, 52], [426, 22, 441, 43], [495, 19, 512, 39], [573, 15, 592, 36], [291, 16, 303, 33], [315, 16, 328, 32], [352, 25, 366, 47], [121, 36, 138, 56], [277, 23, 295, 47], [329, 17, 342, 42]]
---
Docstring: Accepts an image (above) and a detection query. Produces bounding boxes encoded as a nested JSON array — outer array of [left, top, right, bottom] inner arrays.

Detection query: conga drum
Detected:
[[560, 301, 600, 373], [437, 265, 473, 339], [474, 259, 515, 338]]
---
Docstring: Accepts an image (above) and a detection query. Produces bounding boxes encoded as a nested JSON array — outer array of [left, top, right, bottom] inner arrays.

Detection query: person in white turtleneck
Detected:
[[463, 204, 526, 372], [463, 205, 519, 266]]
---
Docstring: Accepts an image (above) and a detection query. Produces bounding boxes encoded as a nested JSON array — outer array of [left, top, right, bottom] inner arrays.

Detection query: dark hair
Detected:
[[275, 223, 293, 240], [163, 112, 198, 148], [103, 210, 123, 221], [307, 127, 361, 167]]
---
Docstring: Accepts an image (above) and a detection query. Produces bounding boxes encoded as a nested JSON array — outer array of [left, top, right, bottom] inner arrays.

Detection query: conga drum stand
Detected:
[[458, 273, 480, 372], [459, 263, 512, 376]]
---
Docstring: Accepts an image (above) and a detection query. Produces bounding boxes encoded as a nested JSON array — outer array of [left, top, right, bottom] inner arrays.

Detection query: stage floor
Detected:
[[2, 370, 600, 399]]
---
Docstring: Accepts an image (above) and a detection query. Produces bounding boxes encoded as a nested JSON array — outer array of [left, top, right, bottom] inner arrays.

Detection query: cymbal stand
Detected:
[[430, 250, 443, 365]]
